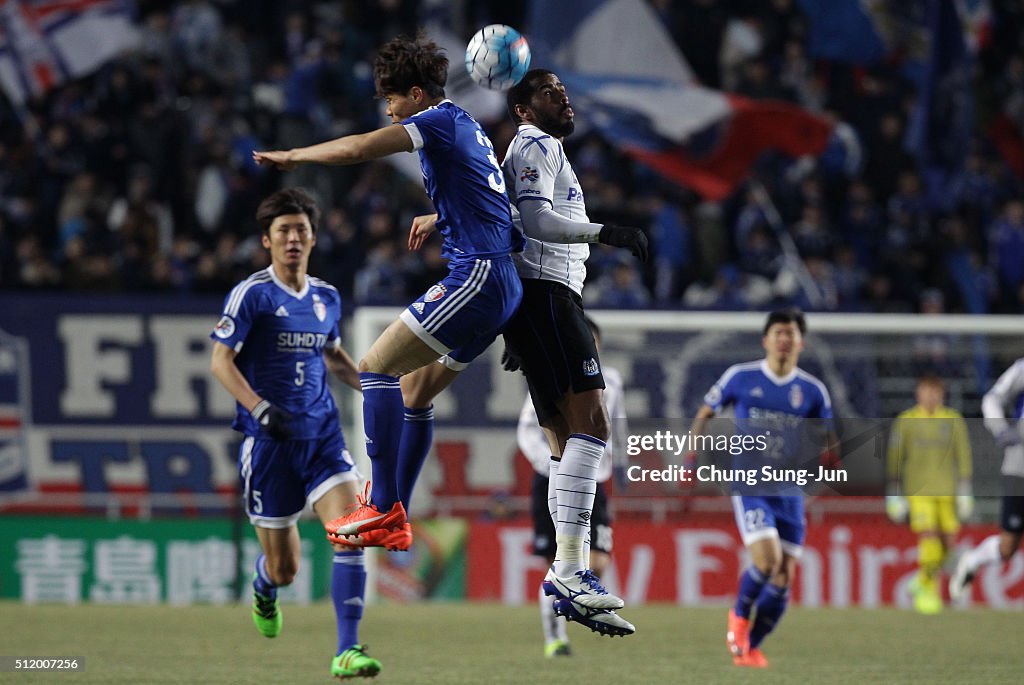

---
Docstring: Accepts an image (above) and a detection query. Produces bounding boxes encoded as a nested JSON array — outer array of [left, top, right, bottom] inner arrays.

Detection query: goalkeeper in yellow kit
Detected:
[[886, 374, 973, 614]]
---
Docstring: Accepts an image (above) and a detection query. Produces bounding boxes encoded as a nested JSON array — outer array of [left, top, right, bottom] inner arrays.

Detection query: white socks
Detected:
[[553, 434, 605, 577]]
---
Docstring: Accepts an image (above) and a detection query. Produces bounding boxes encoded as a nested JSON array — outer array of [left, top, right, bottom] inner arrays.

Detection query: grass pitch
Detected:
[[0, 601, 1018, 684]]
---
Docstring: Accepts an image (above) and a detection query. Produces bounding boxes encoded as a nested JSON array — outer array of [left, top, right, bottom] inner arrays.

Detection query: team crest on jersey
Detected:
[[312, 294, 327, 322], [520, 166, 539, 183], [214, 315, 235, 339], [582, 358, 600, 377], [425, 283, 447, 303], [789, 384, 803, 409]]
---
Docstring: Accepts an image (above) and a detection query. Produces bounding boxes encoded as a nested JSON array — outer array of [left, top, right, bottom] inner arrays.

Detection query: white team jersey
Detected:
[[502, 123, 589, 295], [517, 367, 626, 482], [982, 357, 1024, 477]]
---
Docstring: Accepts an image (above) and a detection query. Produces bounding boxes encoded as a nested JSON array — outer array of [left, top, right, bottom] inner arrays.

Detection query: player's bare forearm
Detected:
[[255, 125, 413, 168], [325, 345, 361, 391], [210, 342, 262, 411]]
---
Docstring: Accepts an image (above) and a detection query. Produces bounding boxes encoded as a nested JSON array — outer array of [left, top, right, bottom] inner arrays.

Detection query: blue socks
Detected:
[[332, 551, 366, 654], [396, 405, 434, 513], [253, 553, 276, 598], [734, 565, 768, 619], [750, 583, 789, 649], [360, 372, 403, 510]]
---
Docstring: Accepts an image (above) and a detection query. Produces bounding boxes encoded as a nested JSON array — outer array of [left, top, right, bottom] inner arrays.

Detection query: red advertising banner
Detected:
[[466, 517, 1024, 608]]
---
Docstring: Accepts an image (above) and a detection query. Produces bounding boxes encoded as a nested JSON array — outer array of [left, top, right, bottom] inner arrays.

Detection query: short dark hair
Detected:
[[917, 373, 945, 390], [255, 188, 320, 234], [763, 308, 807, 336], [374, 36, 448, 99], [506, 68, 555, 122]]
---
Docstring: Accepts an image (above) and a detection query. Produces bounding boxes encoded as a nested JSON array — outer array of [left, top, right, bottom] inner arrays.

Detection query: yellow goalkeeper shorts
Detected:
[[908, 496, 960, 535]]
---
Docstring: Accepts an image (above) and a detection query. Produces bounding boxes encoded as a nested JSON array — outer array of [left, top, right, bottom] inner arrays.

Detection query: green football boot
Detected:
[[544, 639, 572, 657], [251, 579, 282, 638], [331, 645, 382, 679]]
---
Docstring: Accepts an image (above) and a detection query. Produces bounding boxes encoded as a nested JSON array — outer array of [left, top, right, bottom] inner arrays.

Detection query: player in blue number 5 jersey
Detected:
[[254, 36, 523, 547], [688, 309, 840, 669], [209, 188, 381, 679]]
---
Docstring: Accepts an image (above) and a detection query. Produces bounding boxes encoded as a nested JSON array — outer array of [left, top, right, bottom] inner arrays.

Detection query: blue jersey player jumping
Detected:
[[254, 36, 523, 548], [689, 309, 840, 668], [209, 188, 381, 679]]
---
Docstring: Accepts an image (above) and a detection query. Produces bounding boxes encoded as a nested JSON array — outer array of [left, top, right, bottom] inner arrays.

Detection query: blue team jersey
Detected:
[[211, 267, 343, 439], [402, 100, 525, 262], [705, 359, 833, 488]]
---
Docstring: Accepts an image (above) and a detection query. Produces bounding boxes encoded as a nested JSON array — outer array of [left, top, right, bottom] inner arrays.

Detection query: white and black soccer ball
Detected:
[[464, 24, 531, 90]]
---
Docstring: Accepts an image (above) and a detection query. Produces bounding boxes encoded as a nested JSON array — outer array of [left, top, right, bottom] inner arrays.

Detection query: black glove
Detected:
[[598, 225, 649, 263], [251, 400, 293, 440], [501, 345, 522, 373]]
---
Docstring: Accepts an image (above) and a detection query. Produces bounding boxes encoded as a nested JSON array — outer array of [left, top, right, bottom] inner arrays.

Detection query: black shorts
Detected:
[[502, 279, 604, 426], [531, 472, 612, 558], [1001, 477, 1024, 533]]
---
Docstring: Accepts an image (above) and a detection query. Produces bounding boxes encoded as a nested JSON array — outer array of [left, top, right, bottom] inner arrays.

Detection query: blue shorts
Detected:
[[239, 431, 360, 528], [732, 495, 806, 558], [400, 256, 522, 370]]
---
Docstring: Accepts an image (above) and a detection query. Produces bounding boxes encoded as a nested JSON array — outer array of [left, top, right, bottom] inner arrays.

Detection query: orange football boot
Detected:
[[726, 609, 750, 658], [734, 647, 768, 668], [325, 482, 407, 537], [328, 523, 413, 551]]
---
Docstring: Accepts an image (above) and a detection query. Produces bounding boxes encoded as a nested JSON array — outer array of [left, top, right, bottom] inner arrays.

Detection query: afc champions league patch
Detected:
[[425, 283, 447, 303], [582, 358, 600, 377], [789, 384, 803, 409], [312, 294, 327, 322], [214, 315, 235, 339], [520, 166, 539, 183]]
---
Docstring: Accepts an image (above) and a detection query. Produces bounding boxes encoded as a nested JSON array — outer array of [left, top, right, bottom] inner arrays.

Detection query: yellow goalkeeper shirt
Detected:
[[886, 405, 972, 496]]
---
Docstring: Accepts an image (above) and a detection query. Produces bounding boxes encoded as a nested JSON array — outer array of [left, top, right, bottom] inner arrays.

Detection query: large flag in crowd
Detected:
[[0, 0, 139, 106], [526, 0, 837, 200]]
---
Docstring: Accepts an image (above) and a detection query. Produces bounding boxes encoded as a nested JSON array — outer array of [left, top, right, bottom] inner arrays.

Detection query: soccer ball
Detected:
[[464, 24, 531, 90]]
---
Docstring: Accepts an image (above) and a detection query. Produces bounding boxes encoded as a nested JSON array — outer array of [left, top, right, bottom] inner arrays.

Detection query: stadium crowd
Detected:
[[2, 0, 1023, 315]]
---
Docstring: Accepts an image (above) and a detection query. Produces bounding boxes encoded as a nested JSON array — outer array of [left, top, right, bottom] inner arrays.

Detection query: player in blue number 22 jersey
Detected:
[[254, 36, 524, 547], [688, 309, 841, 668], [210, 188, 381, 679]]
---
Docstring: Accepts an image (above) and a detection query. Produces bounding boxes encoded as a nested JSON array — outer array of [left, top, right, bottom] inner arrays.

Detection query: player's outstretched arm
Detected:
[[253, 124, 414, 169], [324, 344, 361, 391]]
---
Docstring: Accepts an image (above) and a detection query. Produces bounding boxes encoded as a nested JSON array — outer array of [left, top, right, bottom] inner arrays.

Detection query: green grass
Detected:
[[0, 602, 1019, 684]]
